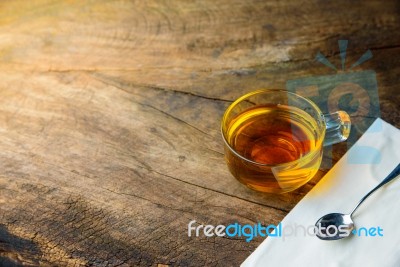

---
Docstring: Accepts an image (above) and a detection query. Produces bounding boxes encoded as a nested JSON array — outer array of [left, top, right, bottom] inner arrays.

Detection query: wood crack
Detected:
[[91, 73, 233, 103], [149, 169, 290, 213], [91, 74, 214, 137], [100, 186, 197, 216], [140, 102, 212, 137], [205, 147, 224, 156], [99, 161, 289, 213]]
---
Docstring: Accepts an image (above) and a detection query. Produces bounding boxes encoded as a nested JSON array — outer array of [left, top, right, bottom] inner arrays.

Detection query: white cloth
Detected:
[[242, 118, 400, 267]]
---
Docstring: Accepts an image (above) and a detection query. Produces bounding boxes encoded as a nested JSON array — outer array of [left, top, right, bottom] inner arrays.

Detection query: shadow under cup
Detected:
[[221, 89, 350, 194]]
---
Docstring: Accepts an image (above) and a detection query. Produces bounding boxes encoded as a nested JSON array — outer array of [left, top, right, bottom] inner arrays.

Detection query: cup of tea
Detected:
[[221, 89, 351, 194]]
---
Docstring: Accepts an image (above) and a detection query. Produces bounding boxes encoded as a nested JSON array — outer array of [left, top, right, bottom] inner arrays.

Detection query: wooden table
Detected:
[[0, 1, 399, 266]]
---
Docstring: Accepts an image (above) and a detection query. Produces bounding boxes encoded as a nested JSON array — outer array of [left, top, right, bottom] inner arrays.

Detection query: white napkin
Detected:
[[242, 118, 400, 267]]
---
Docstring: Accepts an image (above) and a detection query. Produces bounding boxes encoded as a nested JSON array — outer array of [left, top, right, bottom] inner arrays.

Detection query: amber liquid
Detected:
[[225, 104, 321, 193]]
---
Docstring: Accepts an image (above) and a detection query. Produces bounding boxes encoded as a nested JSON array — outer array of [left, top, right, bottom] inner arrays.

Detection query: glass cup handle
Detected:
[[323, 111, 351, 146]]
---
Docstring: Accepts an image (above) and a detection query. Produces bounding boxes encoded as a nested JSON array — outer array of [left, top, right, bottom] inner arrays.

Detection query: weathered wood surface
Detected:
[[0, 0, 399, 266]]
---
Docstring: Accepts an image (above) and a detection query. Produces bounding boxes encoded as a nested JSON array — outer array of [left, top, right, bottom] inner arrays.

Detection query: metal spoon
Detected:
[[315, 163, 400, 240]]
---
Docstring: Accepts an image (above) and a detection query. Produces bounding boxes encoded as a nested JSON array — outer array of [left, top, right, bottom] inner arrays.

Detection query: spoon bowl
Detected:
[[315, 213, 354, 240]]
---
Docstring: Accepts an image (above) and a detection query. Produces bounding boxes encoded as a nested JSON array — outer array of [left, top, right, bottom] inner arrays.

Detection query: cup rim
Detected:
[[221, 89, 326, 168]]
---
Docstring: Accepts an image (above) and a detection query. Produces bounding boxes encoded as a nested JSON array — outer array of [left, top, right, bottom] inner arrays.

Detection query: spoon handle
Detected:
[[350, 163, 400, 216]]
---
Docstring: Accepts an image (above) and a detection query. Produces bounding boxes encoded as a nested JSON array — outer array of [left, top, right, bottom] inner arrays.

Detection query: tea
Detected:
[[224, 104, 321, 192], [227, 104, 316, 164]]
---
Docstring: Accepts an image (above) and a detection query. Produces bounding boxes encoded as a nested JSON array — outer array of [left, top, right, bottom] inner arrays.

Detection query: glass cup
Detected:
[[221, 89, 351, 194]]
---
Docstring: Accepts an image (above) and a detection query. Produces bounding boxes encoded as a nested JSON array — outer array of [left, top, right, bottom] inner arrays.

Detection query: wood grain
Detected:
[[0, 0, 399, 266]]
